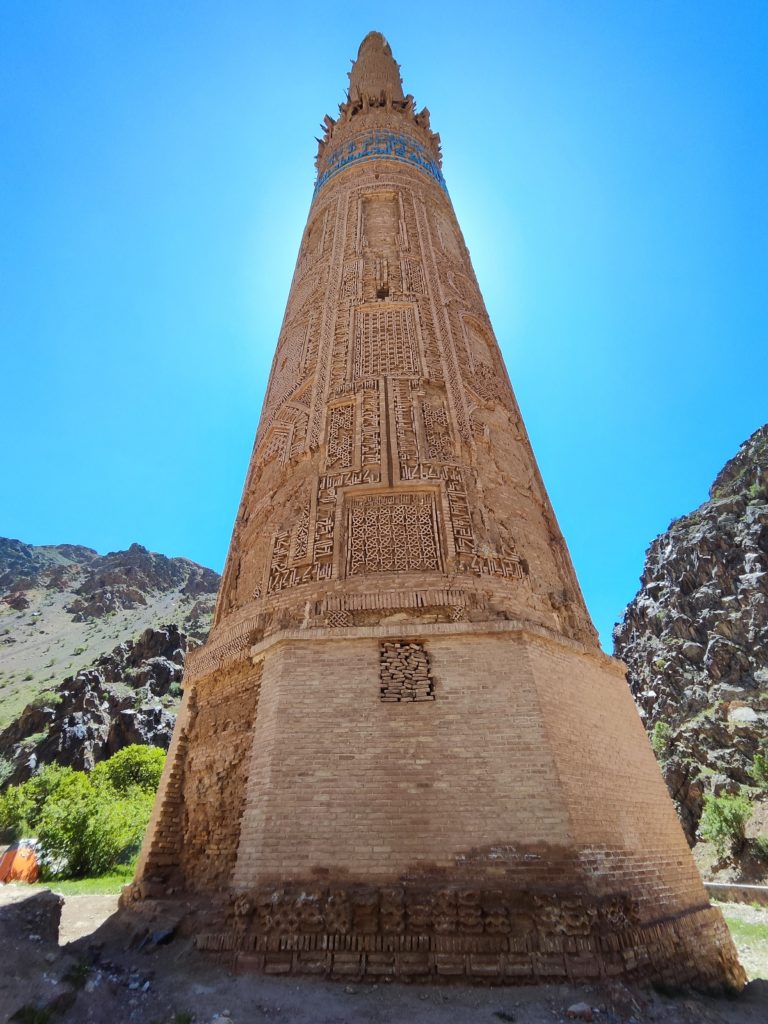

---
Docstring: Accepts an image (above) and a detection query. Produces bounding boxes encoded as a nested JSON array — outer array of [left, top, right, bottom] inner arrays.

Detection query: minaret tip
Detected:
[[348, 30, 404, 103]]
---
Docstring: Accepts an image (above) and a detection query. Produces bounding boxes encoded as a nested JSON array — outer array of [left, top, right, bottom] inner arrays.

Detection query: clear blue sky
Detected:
[[2, 1, 766, 650]]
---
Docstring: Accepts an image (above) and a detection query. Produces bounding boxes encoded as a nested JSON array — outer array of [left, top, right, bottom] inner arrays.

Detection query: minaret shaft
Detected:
[[130, 33, 744, 991]]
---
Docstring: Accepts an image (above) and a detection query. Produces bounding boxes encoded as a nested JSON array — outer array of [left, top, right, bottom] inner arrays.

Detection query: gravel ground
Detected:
[[1, 884, 767, 1024]]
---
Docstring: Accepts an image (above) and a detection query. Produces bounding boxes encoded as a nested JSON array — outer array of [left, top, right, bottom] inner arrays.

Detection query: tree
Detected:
[[699, 794, 753, 859], [90, 744, 165, 794]]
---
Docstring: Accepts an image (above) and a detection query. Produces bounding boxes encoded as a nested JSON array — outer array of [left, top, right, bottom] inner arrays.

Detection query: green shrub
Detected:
[[38, 784, 153, 878], [30, 691, 62, 709], [699, 794, 753, 858], [753, 835, 768, 861], [751, 748, 768, 789], [0, 755, 14, 788], [650, 720, 671, 758], [91, 744, 165, 794], [0, 747, 164, 878], [0, 764, 81, 838], [61, 960, 90, 990], [10, 1006, 52, 1024]]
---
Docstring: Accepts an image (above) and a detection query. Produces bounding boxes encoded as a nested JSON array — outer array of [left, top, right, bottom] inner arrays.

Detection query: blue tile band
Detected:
[[314, 130, 448, 197]]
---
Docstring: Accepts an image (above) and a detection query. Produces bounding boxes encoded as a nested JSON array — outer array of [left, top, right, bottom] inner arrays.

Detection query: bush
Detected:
[[90, 744, 165, 794], [650, 720, 671, 758], [699, 794, 753, 859], [751, 748, 768, 789], [0, 764, 81, 838], [37, 783, 153, 878], [0, 747, 165, 878], [29, 691, 62, 710]]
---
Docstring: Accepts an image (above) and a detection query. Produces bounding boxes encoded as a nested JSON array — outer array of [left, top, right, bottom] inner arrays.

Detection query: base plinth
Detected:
[[132, 623, 745, 989]]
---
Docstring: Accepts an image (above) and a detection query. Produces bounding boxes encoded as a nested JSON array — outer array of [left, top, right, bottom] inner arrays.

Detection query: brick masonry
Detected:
[[128, 33, 745, 989]]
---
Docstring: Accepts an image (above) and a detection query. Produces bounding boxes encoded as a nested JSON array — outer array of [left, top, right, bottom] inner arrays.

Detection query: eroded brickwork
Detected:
[[137, 660, 262, 893], [379, 640, 434, 701], [132, 32, 745, 989]]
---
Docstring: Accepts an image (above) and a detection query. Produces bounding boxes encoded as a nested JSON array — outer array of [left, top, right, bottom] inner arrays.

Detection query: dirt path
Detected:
[[60, 891, 120, 943]]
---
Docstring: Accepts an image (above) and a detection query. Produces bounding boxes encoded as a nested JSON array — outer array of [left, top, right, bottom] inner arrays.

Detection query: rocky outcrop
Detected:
[[0, 626, 195, 786], [0, 538, 218, 621], [614, 425, 768, 841], [65, 542, 219, 619], [0, 538, 97, 594], [0, 538, 220, 728]]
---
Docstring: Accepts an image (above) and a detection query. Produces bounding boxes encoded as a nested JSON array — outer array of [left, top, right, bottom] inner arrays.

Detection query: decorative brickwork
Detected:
[[353, 306, 418, 378], [327, 403, 354, 468], [131, 32, 745, 991], [347, 493, 441, 575]]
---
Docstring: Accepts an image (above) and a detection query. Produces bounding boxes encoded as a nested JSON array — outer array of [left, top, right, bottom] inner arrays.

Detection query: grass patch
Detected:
[[723, 916, 768, 945], [29, 864, 135, 895], [10, 1007, 52, 1024]]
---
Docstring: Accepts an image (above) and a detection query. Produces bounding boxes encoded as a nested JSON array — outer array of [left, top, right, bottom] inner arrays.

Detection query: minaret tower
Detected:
[[132, 33, 743, 988]]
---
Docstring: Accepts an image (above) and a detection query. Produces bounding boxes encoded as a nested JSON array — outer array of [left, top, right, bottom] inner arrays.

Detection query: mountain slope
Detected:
[[0, 624, 193, 786], [0, 539, 220, 728], [614, 425, 768, 842]]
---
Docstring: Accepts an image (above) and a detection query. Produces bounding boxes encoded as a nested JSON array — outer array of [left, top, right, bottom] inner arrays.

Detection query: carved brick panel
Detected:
[[347, 492, 441, 576], [422, 399, 453, 461], [354, 306, 418, 379], [361, 384, 382, 467], [400, 258, 425, 295], [327, 403, 354, 469]]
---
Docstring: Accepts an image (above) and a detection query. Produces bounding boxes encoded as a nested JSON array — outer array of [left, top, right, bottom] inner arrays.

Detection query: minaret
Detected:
[[131, 33, 743, 989]]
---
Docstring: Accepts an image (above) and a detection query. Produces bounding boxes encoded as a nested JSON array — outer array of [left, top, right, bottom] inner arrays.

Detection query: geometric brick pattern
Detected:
[[347, 493, 441, 575], [353, 306, 418, 379]]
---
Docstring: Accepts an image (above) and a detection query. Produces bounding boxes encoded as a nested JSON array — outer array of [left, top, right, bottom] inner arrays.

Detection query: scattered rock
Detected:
[[0, 889, 62, 944], [565, 1002, 594, 1021]]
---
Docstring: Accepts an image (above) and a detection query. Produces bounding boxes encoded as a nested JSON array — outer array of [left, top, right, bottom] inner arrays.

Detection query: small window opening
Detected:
[[376, 285, 389, 300]]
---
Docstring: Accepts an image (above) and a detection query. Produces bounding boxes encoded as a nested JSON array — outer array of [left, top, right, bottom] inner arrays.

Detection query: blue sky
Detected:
[[2, 1, 766, 649]]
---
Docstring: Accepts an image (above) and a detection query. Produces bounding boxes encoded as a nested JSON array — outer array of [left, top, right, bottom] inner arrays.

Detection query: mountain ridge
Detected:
[[0, 537, 220, 728]]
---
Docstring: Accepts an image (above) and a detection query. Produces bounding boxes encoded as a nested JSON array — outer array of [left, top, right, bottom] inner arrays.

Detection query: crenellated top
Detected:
[[315, 32, 443, 185]]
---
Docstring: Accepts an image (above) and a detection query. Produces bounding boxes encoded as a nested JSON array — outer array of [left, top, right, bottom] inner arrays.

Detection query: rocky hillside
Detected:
[[0, 625, 193, 787], [0, 539, 219, 728], [614, 425, 768, 844]]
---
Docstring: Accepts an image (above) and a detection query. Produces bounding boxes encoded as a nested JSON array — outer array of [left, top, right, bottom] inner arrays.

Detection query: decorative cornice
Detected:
[[314, 128, 448, 198]]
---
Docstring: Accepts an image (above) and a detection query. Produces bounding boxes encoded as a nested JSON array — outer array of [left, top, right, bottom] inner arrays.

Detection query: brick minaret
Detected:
[[133, 33, 743, 988]]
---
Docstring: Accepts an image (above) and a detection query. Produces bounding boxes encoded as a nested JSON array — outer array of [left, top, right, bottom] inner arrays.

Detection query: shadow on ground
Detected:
[[1, 884, 767, 1024]]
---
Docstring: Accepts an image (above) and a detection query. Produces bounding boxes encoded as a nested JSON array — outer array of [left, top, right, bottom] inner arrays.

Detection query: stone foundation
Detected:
[[204, 906, 738, 989], [183, 882, 741, 990]]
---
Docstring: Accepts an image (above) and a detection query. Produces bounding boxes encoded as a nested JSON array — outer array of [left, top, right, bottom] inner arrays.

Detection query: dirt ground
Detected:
[[1, 884, 768, 1024]]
